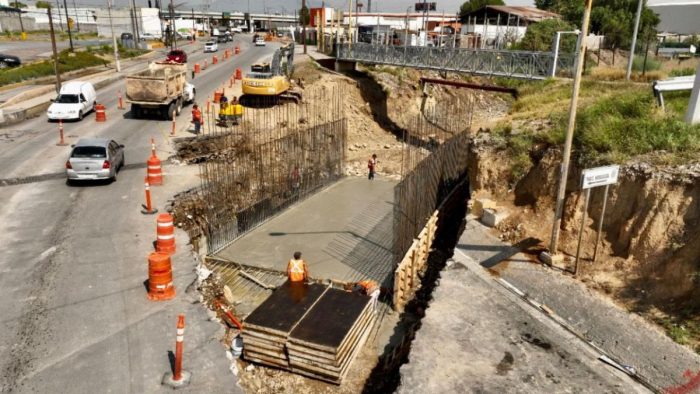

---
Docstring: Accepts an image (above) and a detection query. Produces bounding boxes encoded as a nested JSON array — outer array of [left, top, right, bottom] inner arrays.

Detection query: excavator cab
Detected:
[[251, 63, 271, 73], [241, 43, 301, 105]]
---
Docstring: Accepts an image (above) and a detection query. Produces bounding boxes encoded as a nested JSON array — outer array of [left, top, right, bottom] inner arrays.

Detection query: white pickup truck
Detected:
[[125, 62, 196, 120]]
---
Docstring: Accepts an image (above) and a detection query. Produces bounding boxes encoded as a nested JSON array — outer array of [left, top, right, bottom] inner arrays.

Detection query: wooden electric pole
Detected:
[[48, 6, 62, 93]]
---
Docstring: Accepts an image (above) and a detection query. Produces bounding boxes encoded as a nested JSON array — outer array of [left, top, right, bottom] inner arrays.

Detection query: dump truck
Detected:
[[241, 43, 301, 104], [125, 61, 196, 120]]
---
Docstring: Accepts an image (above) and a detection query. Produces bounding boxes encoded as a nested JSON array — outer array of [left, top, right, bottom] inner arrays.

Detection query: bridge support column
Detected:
[[686, 62, 700, 124], [335, 60, 356, 73]]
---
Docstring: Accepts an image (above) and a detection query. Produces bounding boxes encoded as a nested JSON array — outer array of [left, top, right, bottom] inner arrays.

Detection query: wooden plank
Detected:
[[288, 306, 373, 363], [244, 353, 289, 369], [240, 270, 277, 289], [288, 288, 371, 353], [243, 345, 288, 360], [244, 281, 327, 335]]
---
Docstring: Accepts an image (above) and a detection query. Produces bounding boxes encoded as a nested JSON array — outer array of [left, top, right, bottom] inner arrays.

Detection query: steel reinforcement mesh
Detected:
[[200, 84, 347, 253], [393, 97, 474, 265]]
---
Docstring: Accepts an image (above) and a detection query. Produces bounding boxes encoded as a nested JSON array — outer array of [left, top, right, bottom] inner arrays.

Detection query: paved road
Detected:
[[0, 39, 111, 63], [0, 35, 275, 392]]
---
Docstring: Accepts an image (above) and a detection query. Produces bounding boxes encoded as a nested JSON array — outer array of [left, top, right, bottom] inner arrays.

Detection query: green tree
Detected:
[[35, 0, 51, 8], [518, 18, 577, 51], [458, 0, 505, 23], [10, 1, 27, 8], [299, 6, 310, 26]]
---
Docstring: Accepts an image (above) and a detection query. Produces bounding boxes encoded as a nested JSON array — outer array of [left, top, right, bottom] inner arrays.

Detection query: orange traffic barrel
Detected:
[[95, 104, 106, 122], [213, 91, 222, 103], [212, 55, 218, 64], [147, 155, 163, 186], [147, 252, 175, 301], [194, 63, 201, 74], [235, 68, 242, 80], [235, 46, 240, 54], [156, 213, 176, 255]]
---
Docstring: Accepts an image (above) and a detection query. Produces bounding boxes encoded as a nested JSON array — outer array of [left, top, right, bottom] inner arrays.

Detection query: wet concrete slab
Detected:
[[215, 177, 396, 287]]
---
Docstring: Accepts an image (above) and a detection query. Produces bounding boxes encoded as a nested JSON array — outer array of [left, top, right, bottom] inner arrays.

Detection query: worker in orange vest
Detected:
[[355, 279, 380, 313], [191, 104, 203, 134], [287, 251, 309, 283]]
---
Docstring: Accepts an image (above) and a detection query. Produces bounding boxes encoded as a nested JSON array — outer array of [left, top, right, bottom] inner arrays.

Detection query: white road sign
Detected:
[[581, 165, 620, 189]]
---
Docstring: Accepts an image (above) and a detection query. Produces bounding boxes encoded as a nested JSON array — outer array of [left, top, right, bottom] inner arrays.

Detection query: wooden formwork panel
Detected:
[[393, 211, 438, 312]]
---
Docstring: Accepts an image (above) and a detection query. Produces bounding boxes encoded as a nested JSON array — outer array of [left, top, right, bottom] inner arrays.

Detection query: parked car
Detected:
[[231, 26, 243, 33], [177, 31, 193, 40], [140, 32, 161, 41], [255, 37, 266, 47], [203, 41, 218, 52], [166, 49, 187, 63], [47, 81, 97, 121], [0, 53, 20, 68], [65, 138, 125, 183]]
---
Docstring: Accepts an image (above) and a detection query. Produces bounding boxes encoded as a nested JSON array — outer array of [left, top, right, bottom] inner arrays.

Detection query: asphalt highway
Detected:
[[0, 34, 275, 392]]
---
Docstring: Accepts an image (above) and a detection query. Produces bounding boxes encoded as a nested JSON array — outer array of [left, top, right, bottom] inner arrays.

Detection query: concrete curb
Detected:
[[0, 72, 126, 128]]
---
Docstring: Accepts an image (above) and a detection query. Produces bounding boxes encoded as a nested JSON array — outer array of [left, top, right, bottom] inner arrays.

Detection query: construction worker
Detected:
[[287, 251, 309, 283], [355, 279, 381, 313], [191, 104, 202, 134], [368, 154, 378, 180], [230, 96, 244, 125]]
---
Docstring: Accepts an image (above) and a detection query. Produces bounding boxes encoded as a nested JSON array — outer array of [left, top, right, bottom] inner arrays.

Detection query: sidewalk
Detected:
[[456, 218, 700, 391]]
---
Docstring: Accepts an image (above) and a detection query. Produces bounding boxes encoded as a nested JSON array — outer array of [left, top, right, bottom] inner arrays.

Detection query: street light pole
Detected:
[[47, 6, 62, 93], [107, 0, 120, 72], [549, 0, 595, 255], [63, 0, 74, 51], [625, 0, 643, 80]]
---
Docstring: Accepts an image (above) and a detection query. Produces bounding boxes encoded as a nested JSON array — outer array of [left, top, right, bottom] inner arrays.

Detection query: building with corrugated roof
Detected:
[[460, 5, 561, 49]]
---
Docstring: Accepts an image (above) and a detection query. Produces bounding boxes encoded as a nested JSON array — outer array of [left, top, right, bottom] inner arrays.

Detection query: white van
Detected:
[[47, 81, 97, 121]]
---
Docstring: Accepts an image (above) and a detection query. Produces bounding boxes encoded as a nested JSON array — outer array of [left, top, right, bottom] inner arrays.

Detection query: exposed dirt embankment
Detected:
[[469, 133, 700, 348]]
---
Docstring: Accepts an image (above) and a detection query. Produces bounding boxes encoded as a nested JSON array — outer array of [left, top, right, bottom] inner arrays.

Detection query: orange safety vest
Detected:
[[287, 259, 307, 282], [358, 280, 378, 294], [192, 108, 202, 122]]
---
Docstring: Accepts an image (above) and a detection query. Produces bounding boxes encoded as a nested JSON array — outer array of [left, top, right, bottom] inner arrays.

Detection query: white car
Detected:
[[255, 37, 266, 46], [231, 27, 242, 33], [203, 41, 218, 52], [47, 81, 97, 121], [140, 32, 161, 41]]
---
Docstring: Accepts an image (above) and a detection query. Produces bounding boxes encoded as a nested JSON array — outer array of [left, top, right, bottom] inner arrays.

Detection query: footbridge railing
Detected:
[[337, 43, 575, 80]]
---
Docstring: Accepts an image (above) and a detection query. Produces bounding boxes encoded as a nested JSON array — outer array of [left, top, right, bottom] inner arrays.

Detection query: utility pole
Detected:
[[107, 0, 120, 72], [549, 0, 595, 255], [131, 0, 141, 42], [302, 0, 307, 54], [16, 4, 25, 40], [72, 0, 80, 31], [54, 0, 64, 31], [625, 0, 643, 80], [48, 6, 62, 93], [63, 0, 74, 51], [169, 0, 176, 51]]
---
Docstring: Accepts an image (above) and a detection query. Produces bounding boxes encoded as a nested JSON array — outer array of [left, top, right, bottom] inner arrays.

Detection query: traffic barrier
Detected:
[[235, 45, 240, 54], [212, 55, 218, 65], [147, 252, 175, 300], [194, 63, 201, 74], [56, 120, 68, 146], [95, 103, 106, 122], [147, 155, 163, 186], [162, 314, 191, 388], [235, 68, 242, 80], [141, 179, 158, 215], [156, 213, 176, 255], [118, 90, 124, 109]]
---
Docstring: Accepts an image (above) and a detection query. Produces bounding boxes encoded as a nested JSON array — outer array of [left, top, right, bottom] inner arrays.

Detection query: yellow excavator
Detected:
[[241, 43, 302, 104]]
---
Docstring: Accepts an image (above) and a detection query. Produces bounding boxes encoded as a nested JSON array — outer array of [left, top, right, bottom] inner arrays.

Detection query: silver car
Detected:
[[65, 138, 125, 183]]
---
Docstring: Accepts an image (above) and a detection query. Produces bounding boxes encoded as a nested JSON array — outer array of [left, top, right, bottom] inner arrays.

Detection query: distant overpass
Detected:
[[337, 43, 575, 80]]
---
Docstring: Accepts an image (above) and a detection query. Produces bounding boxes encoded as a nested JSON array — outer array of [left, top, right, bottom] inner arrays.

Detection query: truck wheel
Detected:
[[166, 103, 176, 120], [176, 98, 183, 116]]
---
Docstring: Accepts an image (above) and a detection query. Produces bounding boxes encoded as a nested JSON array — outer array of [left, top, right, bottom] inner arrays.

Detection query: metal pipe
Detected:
[[625, 0, 643, 80]]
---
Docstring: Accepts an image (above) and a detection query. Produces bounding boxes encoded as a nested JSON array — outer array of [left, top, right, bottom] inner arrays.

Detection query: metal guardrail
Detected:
[[337, 43, 575, 80]]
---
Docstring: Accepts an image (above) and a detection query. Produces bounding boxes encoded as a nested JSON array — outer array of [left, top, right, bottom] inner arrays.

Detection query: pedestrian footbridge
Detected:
[[336, 42, 575, 80]]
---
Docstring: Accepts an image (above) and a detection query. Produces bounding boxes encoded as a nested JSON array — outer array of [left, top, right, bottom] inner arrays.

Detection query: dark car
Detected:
[[166, 49, 187, 64], [0, 54, 21, 69]]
